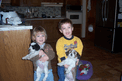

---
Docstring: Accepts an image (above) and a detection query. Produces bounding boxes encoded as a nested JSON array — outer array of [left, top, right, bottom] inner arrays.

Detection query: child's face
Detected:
[[59, 23, 73, 38], [35, 32, 46, 45]]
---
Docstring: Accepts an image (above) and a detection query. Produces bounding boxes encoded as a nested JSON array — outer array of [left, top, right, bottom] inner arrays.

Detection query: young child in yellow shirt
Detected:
[[56, 18, 83, 81]]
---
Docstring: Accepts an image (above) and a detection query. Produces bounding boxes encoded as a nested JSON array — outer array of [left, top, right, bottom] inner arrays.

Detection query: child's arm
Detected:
[[29, 50, 47, 62], [29, 54, 40, 62], [74, 38, 83, 60], [56, 39, 66, 63], [40, 44, 55, 62]]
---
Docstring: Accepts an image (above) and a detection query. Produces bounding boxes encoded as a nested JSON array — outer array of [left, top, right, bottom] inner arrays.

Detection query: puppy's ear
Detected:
[[74, 51, 77, 58], [32, 43, 40, 51], [65, 49, 72, 56], [74, 51, 80, 59], [65, 50, 69, 56]]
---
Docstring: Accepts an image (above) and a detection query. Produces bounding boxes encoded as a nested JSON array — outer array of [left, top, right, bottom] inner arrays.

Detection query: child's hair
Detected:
[[32, 26, 47, 42], [58, 18, 73, 29]]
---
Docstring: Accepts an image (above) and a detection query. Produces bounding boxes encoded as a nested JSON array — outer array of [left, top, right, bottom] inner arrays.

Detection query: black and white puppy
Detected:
[[22, 42, 49, 81], [22, 42, 40, 60]]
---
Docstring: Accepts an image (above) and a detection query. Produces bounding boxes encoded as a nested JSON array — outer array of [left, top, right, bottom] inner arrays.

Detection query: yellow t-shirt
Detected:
[[56, 36, 83, 63]]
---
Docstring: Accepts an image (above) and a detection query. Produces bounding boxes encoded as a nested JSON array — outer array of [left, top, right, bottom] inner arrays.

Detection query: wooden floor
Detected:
[[48, 39, 122, 81]]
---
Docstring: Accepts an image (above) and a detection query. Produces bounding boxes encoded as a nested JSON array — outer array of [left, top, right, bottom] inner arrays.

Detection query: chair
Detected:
[[76, 60, 93, 80]]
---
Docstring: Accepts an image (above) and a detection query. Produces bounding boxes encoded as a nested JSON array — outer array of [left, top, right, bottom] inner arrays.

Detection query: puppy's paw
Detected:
[[58, 62, 64, 66], [57, 63, 62, 66], [43, 78, 46, 81], [22, 56, 29, 60], [22, 57, 27, 60]]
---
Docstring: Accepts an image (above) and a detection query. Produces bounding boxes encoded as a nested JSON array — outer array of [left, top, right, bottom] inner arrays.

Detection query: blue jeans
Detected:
[[57, 66, 65, 81], [34, 69, 54, 81], [57, 66, 78, 81]]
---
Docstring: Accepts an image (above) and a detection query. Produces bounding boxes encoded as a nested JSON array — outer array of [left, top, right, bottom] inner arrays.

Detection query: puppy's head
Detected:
[[29, 42, 40, 52], [66, 49, 77, 58]]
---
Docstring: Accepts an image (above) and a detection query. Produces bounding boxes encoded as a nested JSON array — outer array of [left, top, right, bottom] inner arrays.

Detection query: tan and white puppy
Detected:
[[57, 49, 78, 81]]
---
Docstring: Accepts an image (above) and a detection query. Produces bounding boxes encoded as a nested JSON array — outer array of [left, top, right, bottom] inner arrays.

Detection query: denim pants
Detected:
[[57, 66, 65, 81], [34, 69, 54, 81]]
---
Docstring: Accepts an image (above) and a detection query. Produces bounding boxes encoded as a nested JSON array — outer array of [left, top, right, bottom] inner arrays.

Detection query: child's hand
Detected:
[[72, 67, 75, 71], [76, 59, 79, 65], [39, 50, 45, 57], [64, 64, 69, 68], [39, 54, 49, 62]]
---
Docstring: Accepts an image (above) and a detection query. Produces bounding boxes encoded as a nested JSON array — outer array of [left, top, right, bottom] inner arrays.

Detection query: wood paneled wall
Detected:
[[0, 30, 33, 81]]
